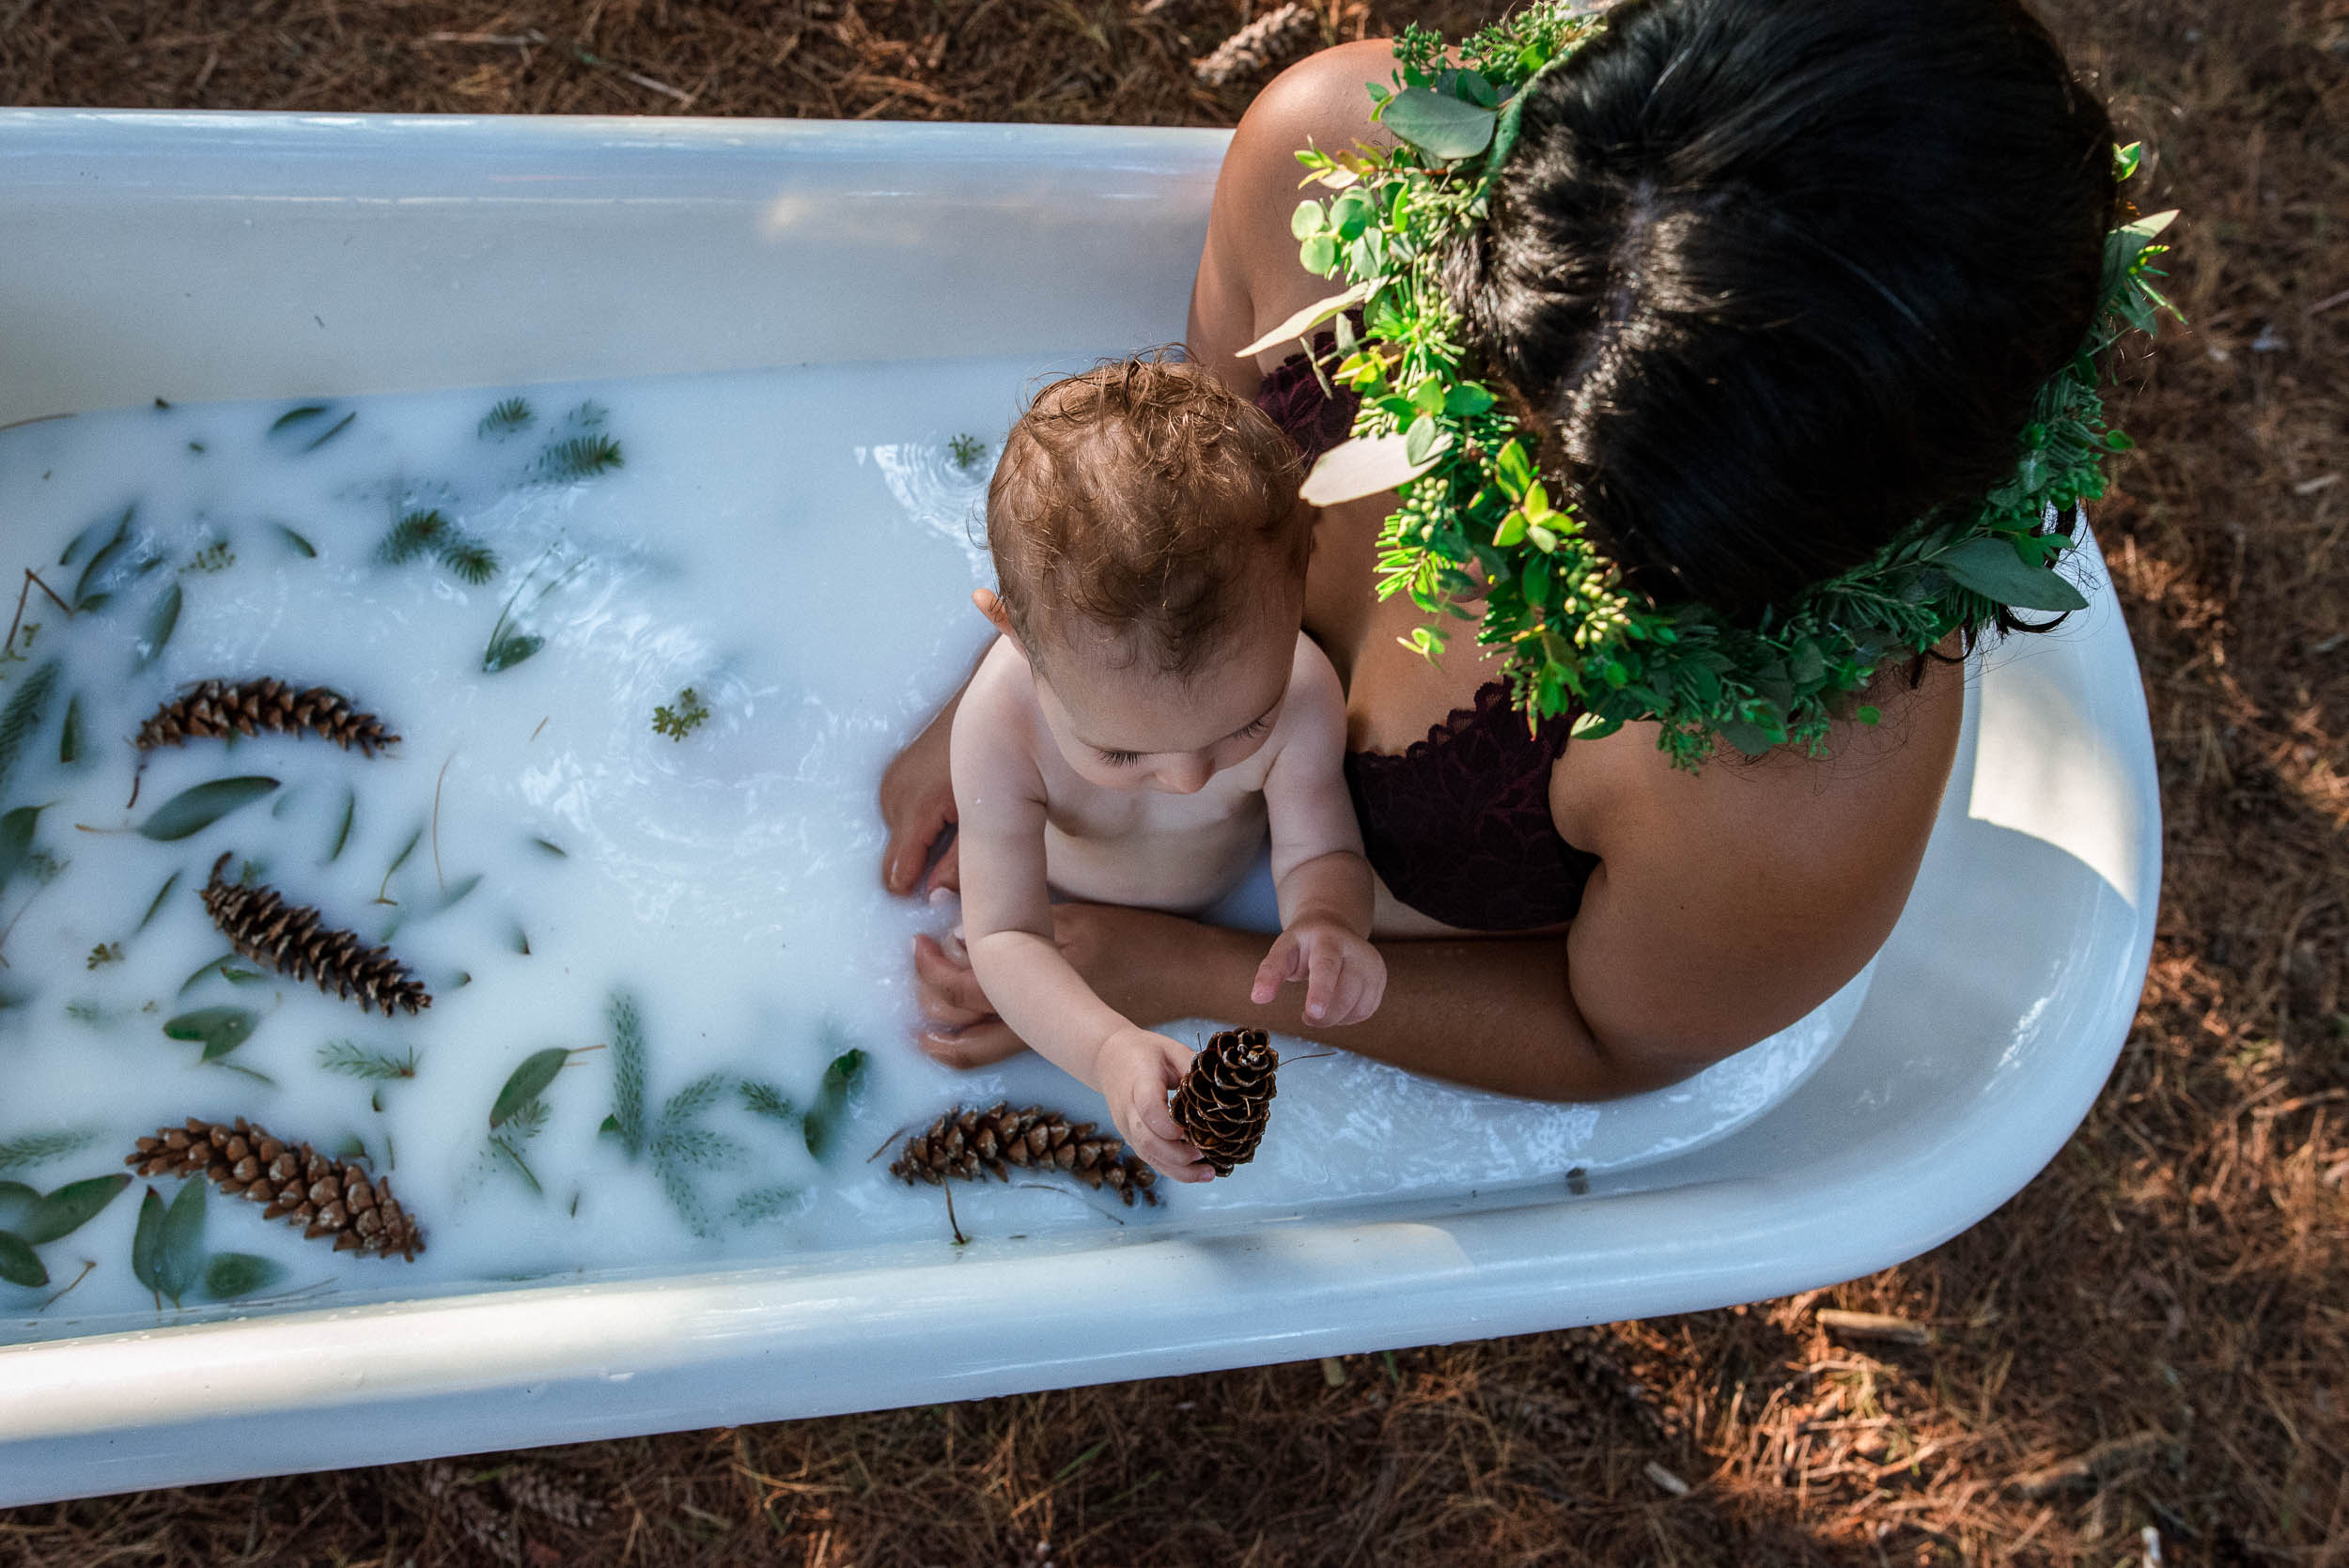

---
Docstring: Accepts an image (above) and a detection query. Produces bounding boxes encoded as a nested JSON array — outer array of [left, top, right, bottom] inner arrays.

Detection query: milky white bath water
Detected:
[[0, 360, 1843, 1345]]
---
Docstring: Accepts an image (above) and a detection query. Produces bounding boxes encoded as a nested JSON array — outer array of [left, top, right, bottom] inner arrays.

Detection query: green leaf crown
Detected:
[[1268, 3, 2177, 768]]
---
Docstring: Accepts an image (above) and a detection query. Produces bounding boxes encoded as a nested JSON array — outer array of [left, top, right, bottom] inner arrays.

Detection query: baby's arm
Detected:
[[947, 650, 1207, 1180], [1253, 640, 1386, 1024]]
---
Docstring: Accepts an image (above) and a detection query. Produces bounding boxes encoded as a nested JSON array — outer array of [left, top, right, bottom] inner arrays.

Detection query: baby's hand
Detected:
[[1251, 918, 1386, 1026], [1095, 1028, 1212, 1184]]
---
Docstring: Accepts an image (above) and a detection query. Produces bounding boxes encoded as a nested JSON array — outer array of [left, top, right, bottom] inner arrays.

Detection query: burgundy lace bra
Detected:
[[1253, 333, 1599, 932]]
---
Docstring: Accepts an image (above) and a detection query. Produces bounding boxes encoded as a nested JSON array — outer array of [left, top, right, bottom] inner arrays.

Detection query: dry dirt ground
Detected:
[[3, 0, 2345, 1563]]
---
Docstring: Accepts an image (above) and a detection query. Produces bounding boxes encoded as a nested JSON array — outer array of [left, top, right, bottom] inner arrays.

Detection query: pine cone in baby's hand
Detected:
[[1170, 1028, 1280, 1176]]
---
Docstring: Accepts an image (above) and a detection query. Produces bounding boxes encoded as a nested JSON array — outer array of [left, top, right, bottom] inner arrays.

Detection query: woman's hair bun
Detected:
[[1443, 0, 2119, 621]]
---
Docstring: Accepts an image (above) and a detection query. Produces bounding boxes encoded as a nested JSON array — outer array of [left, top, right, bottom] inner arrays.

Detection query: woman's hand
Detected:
[[879, 693, 961, 895], [911, 902, 1151, 1067]]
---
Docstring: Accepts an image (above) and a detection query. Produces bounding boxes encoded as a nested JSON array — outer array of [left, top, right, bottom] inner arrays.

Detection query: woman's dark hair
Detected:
[[1443, 0, 2119, 625]]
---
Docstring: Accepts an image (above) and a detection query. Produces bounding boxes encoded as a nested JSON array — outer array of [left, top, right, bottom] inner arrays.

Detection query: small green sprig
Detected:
[[1277, 4, 2178, 768], [651, 687, 710, 741], [947, 432, 987, 471]]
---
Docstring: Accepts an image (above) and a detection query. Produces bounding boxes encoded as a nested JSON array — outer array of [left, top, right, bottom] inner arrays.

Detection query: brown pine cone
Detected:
[[135, 677, 399, 756], [891, 1102, 1159, 1206], [201, 852, 431, 1017], [127, 1115, 426, 1261], [1191, 3, 1317, 87], [1171, 1028, 1279, 1176]]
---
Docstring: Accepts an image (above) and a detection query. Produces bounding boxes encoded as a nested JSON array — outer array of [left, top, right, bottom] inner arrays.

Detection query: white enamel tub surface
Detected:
[[0, 111, 2159, 1505]]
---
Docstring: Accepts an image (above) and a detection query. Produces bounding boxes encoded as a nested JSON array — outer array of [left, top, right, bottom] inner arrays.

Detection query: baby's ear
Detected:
[[972, 588, 1017, 636]]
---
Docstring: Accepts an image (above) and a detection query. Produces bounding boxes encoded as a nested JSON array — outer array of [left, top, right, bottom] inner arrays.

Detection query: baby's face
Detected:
[[1030, 602, 1298, 796]]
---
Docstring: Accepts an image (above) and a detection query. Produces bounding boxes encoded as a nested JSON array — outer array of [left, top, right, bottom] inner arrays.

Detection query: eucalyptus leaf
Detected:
[[801, 1047, 868, 1161], [0, 804, 47, 895], [130, 1187, 165, 1296], [1378, 85, 1499, 161], [157, 1177, 206, 1302], [303, 411, 357, 452], [490, 1048, 570, 1128], [135, 582, 182, 671], [136, 775, 279, 841], [482, 633, 544, 674], [1937, 538, 2090, 613], [1235, 281, 1376, 359], [59, 693, 83, 766], [163, 1005, 259, 1061], [0, 1231, 45, 1289], [19, 1173, 130, 1244], [1300, 430, 1451, 507], [202, 1252, 285, 1300], [272, 522, 318, 558], [326, 786, 355, 862], [268, 404, 330, 437], [71, 508, 133, 610]]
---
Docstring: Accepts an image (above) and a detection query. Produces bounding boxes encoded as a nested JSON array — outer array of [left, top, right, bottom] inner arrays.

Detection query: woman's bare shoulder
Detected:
[[1191, 39, 1401, 380], [1549, 658, 1966, 1065]]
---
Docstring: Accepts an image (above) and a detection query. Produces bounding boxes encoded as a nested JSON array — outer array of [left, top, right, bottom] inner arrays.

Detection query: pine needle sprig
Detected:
[[536, 435, 624, 483], [378, 509, 447, 566], [477, 397, 535, 440], [0, 1126, 97, 1172], [739, 1079, 795, 1122], [319, 1040, 420, 1080], [608, 992, 647, 1157], [0, 659, 60, 798], [437, 537, 499, 585]]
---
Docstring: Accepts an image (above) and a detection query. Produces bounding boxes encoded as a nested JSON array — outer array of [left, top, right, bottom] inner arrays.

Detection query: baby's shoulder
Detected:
[[954, 638, 1044, 753]]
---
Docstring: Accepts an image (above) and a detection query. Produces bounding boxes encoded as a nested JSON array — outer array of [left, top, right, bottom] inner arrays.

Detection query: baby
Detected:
[[941, 357, 1385, 1183]]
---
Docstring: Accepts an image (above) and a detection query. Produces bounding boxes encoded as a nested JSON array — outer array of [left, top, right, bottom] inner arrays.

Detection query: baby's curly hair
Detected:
[[988, 355, 1307, 678]]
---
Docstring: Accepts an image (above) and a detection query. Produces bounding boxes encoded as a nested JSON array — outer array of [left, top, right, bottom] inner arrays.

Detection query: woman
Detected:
[[881, 0, 2130, 1101]]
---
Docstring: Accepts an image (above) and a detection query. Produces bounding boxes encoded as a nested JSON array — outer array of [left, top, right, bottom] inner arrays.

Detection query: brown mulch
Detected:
[[4, 0, 2345, 1563]]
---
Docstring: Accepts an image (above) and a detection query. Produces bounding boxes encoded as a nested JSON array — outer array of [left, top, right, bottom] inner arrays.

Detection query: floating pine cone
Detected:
[[135, 676, 399, 757], [891, 1102, 1159, 1206], [1171, 1027, 1279, 1176], [127, 1115, 425, 1260], [201, 852, 431, 1017], [1191, 2, 1317, 87]]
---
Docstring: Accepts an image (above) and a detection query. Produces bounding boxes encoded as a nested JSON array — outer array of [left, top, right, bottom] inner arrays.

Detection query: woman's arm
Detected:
[[915, 667, 1964, 1101]]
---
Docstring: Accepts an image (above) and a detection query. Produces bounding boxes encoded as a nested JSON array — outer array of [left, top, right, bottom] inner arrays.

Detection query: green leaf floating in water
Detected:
[[58, 693, 83, 766], [271, 522, 318, 558], [490, 1048, 570, 1128], [0, 804, 48, 896], [0, 1230, 45, 1289], [156, 1177, 205, 1303], [482, 632, 544, 674], [801, 1047, 868, 1161], [130, 1187, 165, 1296], [163, 1006, 259, 1062], [203, 1252, 285, 1301], [136, 870, 182, 934], [267, 404, 356, 453], [135, 581, 181, 671], [17, 1173, 130, 1244], [137, 775, 278, 841]]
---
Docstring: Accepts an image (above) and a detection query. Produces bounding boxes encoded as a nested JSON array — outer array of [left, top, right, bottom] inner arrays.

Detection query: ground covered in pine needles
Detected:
[[3, 0, 2344, 1562]]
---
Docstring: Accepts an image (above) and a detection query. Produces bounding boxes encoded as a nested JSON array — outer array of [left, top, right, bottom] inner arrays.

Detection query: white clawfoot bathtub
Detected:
[[0, 111, 2158, 1505]]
